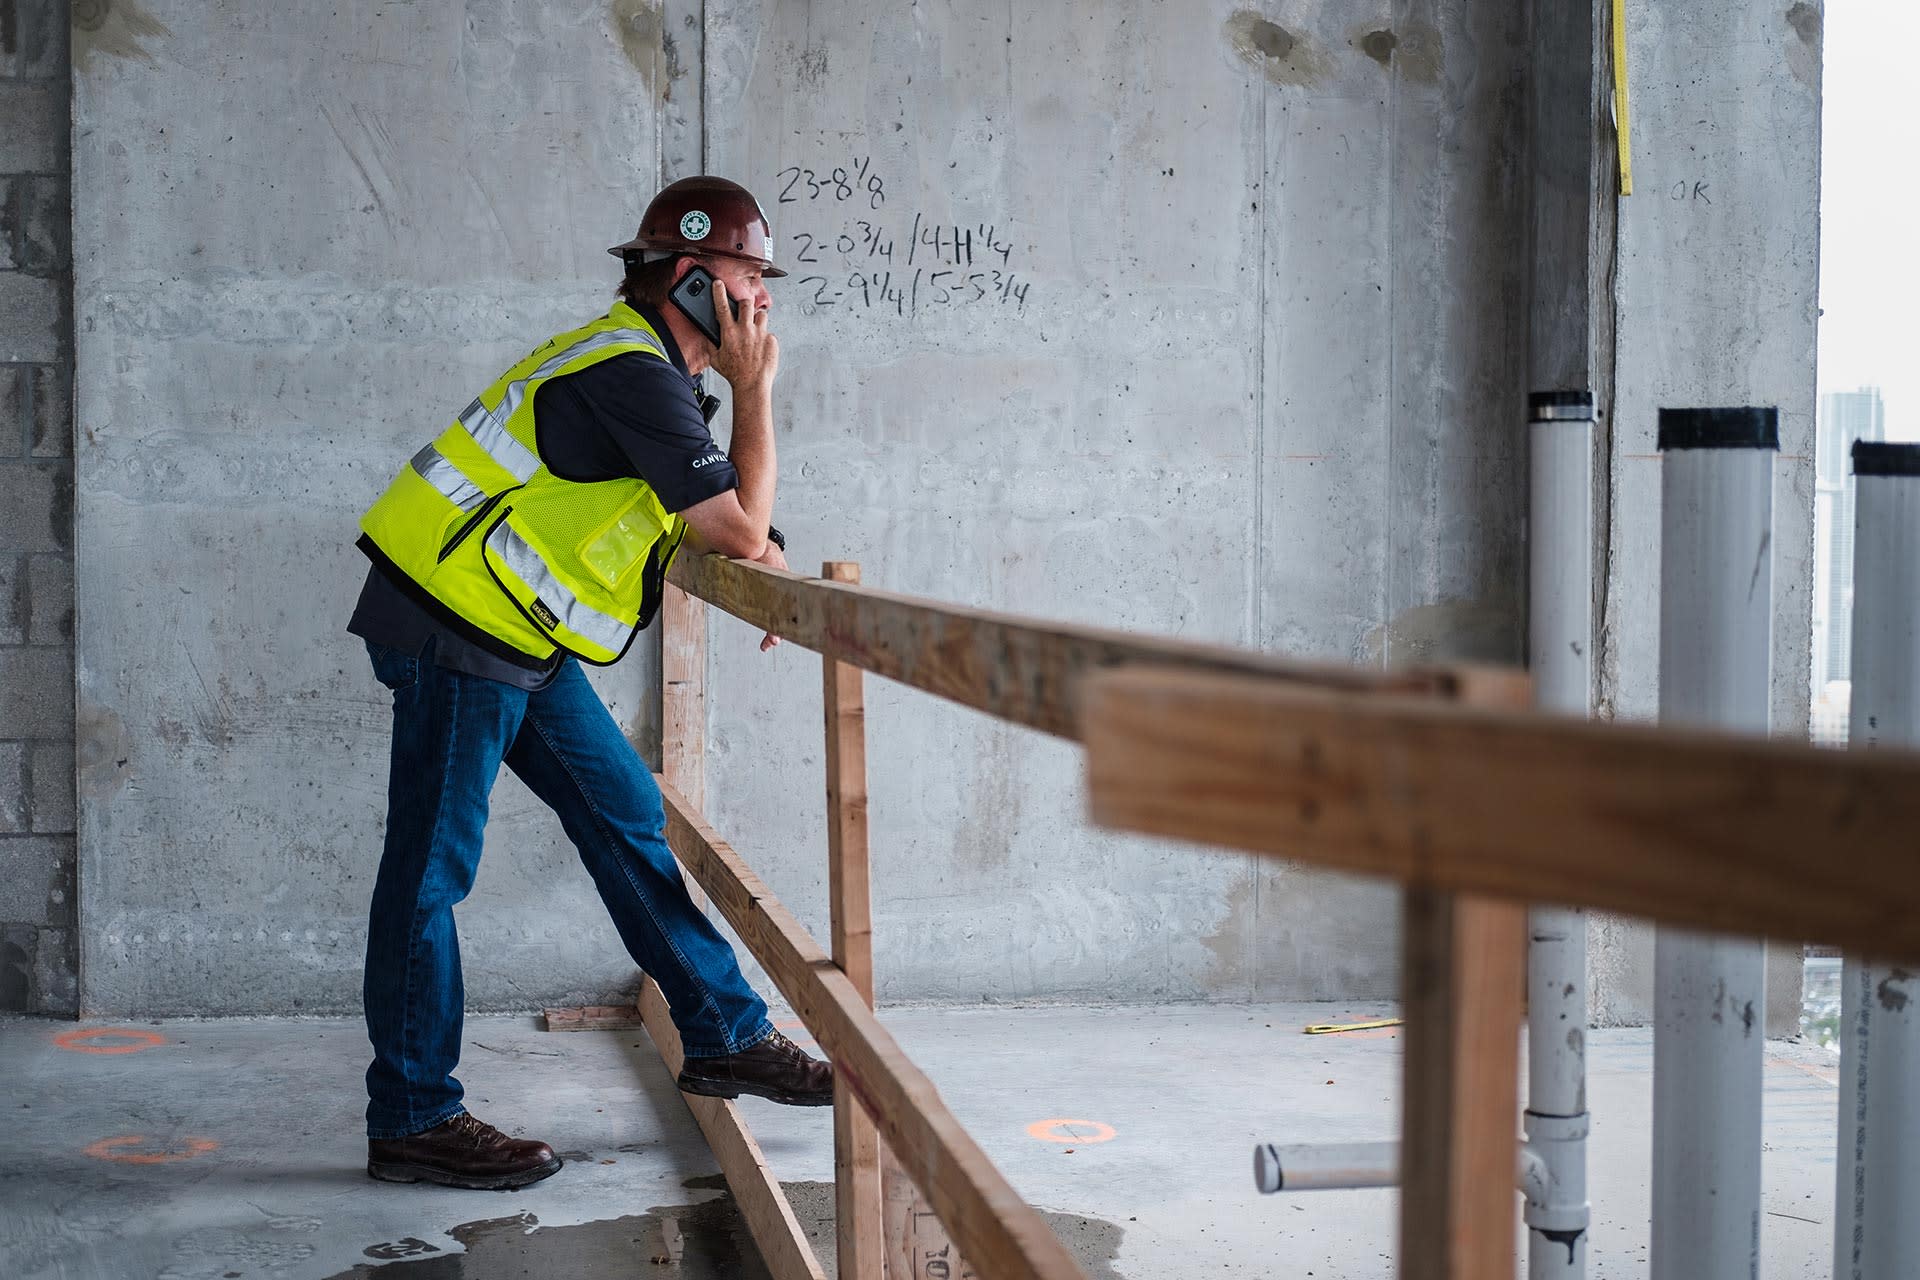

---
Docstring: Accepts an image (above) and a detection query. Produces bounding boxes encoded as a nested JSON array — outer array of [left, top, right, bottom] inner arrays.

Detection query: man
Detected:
[[347, 176, 828, 1191]]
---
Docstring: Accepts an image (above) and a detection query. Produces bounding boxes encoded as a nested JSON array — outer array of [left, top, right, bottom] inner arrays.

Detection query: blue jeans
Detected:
[[362, 639, 771, 1138]]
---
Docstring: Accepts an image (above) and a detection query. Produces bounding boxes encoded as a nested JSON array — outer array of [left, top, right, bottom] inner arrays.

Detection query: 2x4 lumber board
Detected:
[[823, 561, 884, 1280], [668, 553, 1469, 741], [541, 1005, 649, 1032], [883, 1143, 978, 1279], [662, 581, 708, 808], [655, 776, 1090, 1280], [638, 978, 827, 1280], [1397, 672, 1529, 1279], [823, 562, 876, 1002], [1081, 667, 1920, 963], [1398, 890, 1527, 1280]]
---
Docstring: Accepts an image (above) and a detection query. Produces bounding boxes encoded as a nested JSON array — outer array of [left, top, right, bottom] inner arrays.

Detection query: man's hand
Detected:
[[709, 280, 780, 394], [751, 541, 789, 652]]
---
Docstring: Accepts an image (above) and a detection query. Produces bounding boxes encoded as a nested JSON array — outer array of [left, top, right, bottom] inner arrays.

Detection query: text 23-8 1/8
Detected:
[[776, 158, 886, 210]]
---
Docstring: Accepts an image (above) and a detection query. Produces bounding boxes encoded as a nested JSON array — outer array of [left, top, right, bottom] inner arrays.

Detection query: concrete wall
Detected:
[[697, 0, 1529, 1006], [42, 0, 1818, 1017], [55, 0, 1536, 1016], [1585, 0, 1820, 1029], [70, 0, 670, 1015], [0, 0, 78, 1015]]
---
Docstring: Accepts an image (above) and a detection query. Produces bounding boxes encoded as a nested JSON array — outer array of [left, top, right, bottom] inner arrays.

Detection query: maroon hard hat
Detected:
[[608, 176, 786, 278]]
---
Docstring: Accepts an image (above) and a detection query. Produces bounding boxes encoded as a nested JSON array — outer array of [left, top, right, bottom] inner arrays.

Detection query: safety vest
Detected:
[[358, 302, 688, 666]]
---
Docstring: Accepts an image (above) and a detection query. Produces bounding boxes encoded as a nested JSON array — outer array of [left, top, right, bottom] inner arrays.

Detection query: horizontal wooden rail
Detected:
[[669, 553, 1496, 740], [1081, 667, 1920, 963], [654, 774, 1089, 1280]]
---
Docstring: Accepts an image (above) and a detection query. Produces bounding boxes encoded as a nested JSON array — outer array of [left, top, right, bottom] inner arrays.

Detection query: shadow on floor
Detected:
[[326, 1176, 1127, 1279]]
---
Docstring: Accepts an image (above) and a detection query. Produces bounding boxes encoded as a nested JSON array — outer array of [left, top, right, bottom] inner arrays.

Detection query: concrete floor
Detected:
[[0, 1002, 1841, 1279]]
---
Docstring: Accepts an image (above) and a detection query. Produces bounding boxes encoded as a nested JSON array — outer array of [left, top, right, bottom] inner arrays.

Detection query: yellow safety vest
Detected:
[[358, 303, 688, 666]]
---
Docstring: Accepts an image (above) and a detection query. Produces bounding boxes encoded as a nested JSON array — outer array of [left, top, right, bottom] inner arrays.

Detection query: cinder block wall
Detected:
[[0, 0, 77, 1015]]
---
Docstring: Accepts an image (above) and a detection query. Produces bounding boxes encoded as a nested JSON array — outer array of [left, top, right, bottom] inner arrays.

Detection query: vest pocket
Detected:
[[438, 489, 512, 564], [579, 494, 666, 590]]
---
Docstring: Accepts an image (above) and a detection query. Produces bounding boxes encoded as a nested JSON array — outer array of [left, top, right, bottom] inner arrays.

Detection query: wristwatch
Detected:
[[766, 526, 786, 552]]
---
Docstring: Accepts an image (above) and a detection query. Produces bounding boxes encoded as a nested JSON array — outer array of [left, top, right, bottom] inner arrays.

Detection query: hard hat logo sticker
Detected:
[[680, 211, 712, 241]]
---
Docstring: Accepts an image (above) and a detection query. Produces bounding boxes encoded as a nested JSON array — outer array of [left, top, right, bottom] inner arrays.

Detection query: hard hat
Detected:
[[607, 176, 787, 278]]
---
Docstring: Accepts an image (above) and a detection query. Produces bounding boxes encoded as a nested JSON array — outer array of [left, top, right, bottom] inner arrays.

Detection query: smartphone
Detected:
[[667, 264, 740, 347]]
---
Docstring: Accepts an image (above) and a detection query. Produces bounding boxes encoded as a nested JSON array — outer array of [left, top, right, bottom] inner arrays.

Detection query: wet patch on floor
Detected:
[[333, 1180, 1127, 1278]]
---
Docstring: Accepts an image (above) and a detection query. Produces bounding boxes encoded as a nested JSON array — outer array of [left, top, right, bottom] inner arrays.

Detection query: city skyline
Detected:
[[1817, 2, 1920, 444]]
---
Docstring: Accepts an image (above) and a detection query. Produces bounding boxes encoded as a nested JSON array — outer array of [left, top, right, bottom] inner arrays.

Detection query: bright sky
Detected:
[[1817, 2, 1920, 440]]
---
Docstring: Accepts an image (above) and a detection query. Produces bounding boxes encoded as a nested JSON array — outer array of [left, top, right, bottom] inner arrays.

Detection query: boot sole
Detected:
[[367, 1154, 563, 1191], [676, 1077, 834, 1107]]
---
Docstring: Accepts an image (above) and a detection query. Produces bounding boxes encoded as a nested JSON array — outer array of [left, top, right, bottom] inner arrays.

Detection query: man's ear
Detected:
[[672, 255, 700, 286]]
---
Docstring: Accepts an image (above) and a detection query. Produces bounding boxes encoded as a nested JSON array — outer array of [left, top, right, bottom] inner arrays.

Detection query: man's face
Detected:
[[700, 257, 771, 318]]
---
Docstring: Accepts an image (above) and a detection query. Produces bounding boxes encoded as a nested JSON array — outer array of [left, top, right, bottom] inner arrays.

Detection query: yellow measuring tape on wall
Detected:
[[1612, 0, 1633, 194]]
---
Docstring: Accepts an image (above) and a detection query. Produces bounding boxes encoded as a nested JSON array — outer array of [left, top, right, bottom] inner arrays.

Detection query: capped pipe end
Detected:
[[1254, 1143, 1283, 1194], [1529, 389, 1595, 422], [1656, 406, 1779, 451], [1852, 440, 1920, 476]]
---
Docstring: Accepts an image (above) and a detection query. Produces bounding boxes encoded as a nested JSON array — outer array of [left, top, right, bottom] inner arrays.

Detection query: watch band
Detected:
[[766, 525, 786, 552]]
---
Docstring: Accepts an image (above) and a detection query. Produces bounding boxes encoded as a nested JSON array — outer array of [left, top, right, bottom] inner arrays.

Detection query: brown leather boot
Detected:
[[367, 1112, 562, 1190], [676, 1029, 834, 1106]]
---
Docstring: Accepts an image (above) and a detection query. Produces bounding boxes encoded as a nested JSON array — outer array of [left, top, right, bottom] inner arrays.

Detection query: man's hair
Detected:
[[617, 255, 685, 309]]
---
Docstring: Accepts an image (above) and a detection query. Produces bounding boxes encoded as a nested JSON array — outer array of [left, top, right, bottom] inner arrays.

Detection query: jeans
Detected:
[[362, 639, 771, 1139]]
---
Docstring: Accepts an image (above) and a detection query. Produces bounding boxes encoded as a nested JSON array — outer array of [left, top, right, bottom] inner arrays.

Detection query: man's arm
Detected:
[[678, 527, 789, 652], [678, 279, 779, 560]]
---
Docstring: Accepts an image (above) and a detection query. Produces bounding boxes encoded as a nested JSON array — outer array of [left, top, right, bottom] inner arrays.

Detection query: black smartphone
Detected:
[[667, 264, 740, 347]]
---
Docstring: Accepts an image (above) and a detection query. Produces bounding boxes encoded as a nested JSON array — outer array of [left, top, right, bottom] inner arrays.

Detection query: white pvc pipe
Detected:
[[1530, 392, 1596, 719], [1254, 1141, 1398, 1193], [1525, 390, 1595, 1280], [1254, 1139, 1569, 1203], [1834, 441, 1920, 1280], [1652, 407, 1776, 1280]]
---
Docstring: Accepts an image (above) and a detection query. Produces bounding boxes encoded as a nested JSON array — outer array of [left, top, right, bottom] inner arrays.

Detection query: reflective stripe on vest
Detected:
[[487, 521, 634, 656], [457, 398, 540, 484], [458, 327, 668, 484], [409, 442, 486, 512]]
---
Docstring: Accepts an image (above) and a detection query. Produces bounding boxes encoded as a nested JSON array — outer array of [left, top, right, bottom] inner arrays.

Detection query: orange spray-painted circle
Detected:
[[53, 1028, 168, 1056], [1025, 1119, 1117, 1145], [82, 1135, 219, 1164]]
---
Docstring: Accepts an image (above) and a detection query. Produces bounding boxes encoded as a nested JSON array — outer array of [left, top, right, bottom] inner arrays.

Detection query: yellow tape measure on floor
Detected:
[[1302, 1017, 1403, 1035]]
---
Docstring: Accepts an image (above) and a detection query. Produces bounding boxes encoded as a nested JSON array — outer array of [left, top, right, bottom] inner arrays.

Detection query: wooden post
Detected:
[[1397, 890, 1526, 1279], [1397, 674, 1529, 1280], [885, 1154, 979, 1280], [824, 562, 884, 1280], [662, 582, 708, 810]]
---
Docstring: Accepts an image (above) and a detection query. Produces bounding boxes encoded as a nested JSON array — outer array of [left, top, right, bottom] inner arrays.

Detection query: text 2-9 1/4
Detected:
[[797, 267, 1030, 317]]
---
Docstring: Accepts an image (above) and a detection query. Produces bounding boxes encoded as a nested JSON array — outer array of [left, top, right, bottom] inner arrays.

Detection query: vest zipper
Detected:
[[438, 489, 512, 564]]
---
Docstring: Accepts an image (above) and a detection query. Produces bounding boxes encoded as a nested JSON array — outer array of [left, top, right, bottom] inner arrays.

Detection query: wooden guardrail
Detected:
[[639, 552, 1537, 1280], [639, 551, 1920, 1279], [1080, 667, 1920, 964]]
